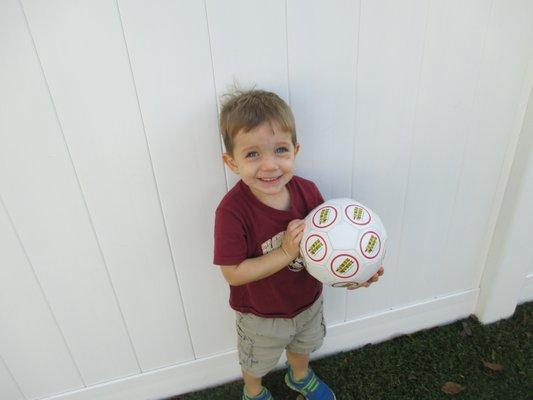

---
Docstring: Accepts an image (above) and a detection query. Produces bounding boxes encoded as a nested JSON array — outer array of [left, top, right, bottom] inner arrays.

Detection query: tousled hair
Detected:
[[219, 88, 297, 155]]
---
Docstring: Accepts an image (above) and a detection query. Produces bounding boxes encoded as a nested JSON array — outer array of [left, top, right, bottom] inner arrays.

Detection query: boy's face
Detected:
[[223, 121, 300, 202]]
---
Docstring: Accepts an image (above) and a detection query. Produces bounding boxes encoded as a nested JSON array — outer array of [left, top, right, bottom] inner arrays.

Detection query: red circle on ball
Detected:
[[312, 206, 338, 228], [359, 231, 381, 260], [329, 253, 359, 279], [344, 204, 371, 226], [304, 234, 328, 262]]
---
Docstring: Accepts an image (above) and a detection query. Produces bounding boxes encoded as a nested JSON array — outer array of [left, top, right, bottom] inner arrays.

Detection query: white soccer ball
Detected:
[[300, 198, 388, 288]]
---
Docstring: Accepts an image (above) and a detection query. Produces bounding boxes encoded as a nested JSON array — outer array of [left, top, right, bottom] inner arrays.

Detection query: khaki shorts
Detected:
[[236, 295, 326, 378]]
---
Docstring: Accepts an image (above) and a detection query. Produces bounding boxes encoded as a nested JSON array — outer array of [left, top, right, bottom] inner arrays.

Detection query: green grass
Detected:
[[174, 302, 532, 399]]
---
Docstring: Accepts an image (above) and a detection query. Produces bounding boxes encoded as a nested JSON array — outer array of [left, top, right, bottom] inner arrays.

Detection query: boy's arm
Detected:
[[219, 219, 305, 286], [220, 247, 291, 286]]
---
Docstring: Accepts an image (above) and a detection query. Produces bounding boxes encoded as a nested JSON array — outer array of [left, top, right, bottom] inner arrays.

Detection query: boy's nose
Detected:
[[261, 155, 278, 170]]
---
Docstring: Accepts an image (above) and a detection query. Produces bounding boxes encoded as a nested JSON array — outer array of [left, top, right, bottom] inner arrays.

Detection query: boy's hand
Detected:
[[281, 219, 306, 260], [347, 266, 384, 290]]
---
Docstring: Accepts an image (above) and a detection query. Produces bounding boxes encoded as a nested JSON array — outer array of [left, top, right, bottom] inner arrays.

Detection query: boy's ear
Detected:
[[294, 143, 300, 156], [222, 153, 239, 174]]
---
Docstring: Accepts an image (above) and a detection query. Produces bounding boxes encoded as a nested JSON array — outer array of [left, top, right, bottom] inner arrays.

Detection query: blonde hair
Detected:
[[219, 89, 297, 155]]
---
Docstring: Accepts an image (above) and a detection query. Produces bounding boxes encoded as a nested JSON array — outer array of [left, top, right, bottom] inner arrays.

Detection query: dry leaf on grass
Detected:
[[482, 359, 504, 371], [442, 381, 465, 395], [459, 322, 473, 337], [468, 314, 479, 323]]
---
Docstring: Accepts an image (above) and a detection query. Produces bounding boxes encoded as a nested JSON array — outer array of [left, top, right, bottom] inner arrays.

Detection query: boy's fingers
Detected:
[[287, 219, 305, 231], [289, 222, 303, 232], [288, 223, 305, 236]]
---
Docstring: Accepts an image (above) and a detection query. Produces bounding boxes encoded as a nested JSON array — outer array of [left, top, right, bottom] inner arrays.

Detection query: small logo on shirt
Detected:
[[261, 232, 305, 272]]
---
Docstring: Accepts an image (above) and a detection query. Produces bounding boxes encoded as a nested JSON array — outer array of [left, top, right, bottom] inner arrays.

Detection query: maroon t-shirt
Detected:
[[213, 175, 324, 318]]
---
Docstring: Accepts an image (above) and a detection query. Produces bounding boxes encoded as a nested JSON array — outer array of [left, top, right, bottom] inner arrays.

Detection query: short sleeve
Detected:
[[213, 207, 248, 266], [311, 182, 325, 208]]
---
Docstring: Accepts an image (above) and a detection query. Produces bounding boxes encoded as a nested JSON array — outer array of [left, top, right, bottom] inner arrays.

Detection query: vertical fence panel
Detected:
[[0, 201, 83, 398], [348, 0, 429, 319], [0, 357, 24, 400], [439, 0, 533, 298], [20, 0, 193, 375], [394, 0, 492, 306], [287, 0, 360, 324], [476, 77, 533, 322], [117, 0, 234, 357], [1, 0, 139, 388]]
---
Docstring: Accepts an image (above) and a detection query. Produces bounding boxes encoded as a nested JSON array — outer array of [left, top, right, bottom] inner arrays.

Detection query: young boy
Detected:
[[213, 89, 382, 400]]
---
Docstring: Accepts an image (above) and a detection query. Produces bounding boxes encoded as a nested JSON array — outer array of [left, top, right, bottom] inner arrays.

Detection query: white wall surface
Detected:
[[519, 88, 533, 302], [0, 1, 532, 399], [516, 89, 533, 302], [476, 86, 533, 322]]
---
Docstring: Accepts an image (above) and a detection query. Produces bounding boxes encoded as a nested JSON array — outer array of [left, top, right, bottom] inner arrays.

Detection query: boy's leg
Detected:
[[242, 369, 264, 397], [236, 310, 291, 398], [285, 350, 310, 381], [284, 295, 336, 399], [285, 349, 336, 400]]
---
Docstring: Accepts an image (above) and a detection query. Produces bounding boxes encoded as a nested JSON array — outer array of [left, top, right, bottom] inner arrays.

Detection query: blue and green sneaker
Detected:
[[242, 386, 274, 400], [284, 366, 336, 400]]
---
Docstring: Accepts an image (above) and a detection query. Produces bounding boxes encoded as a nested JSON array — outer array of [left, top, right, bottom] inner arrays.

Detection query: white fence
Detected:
[[1, 1, 532, 399]]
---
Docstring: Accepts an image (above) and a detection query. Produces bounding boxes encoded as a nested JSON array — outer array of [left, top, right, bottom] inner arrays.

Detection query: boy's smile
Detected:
[[223, 121, 300, 205]]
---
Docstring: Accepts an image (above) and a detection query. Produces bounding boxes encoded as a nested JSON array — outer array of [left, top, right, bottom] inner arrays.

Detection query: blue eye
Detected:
[[246, 151, 259, 158], [276, 147, 289, 154]]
